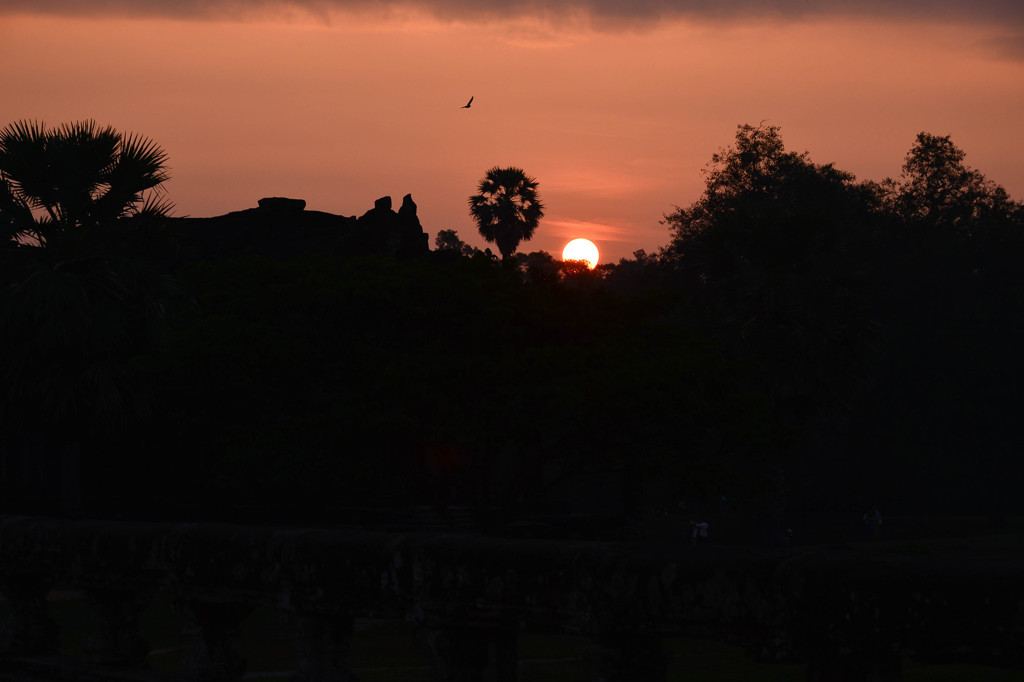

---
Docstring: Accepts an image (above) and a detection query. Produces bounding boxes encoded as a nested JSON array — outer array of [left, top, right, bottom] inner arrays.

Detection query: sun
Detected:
[[562, 238, 599, 269]]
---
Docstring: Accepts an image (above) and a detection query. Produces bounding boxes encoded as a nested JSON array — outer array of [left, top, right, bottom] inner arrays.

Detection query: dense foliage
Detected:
[[106, 253, 770, 529], [656, 124, 1024, 528], [2, 120, 1022, 538]]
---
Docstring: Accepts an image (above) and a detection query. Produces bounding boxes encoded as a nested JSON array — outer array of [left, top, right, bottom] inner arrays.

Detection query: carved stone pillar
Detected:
[[82, 588, 150, 665], [0, 572, 58, 655], [583, 632, 667, 682], [418, 624, 517, 682], [174, 599, 251, 682], [287, 610, 357, 682]]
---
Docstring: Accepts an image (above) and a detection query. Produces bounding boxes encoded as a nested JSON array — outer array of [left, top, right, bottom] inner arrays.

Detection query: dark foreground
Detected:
[[1, 515, 1023, 681]]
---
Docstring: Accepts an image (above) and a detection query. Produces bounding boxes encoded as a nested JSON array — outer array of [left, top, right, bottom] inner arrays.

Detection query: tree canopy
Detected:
[[649, 123, 1024, 528], [888, 132, 1023, 232], [659, 123, 878, 422], [3, 118, 1024, 538], [468, 166, 544, 260], [0, 120, 171, 247]]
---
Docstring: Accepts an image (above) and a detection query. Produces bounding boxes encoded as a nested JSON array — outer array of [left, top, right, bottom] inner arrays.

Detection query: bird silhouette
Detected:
[[461, 96, 473, 109]]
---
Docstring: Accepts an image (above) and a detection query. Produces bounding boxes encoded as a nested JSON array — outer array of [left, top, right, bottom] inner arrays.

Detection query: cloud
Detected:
[[5, 0, 1022, 63], [986, 31, 1024, 60], [4, 0, 1024, 29], [545, 218, 631, 241]]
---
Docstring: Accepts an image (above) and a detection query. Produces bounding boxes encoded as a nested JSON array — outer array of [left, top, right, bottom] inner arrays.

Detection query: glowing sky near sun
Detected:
[[2, 2, 1023, 262]]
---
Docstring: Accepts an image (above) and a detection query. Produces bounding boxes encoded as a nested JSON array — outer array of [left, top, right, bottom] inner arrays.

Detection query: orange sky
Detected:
[[2, 6, 1023, 262]]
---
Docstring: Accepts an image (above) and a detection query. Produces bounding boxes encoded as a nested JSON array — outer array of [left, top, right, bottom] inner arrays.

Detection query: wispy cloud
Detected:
[[4, 0, 1023, 29], [5, 0, 1022, 61], [545, 217, 632, 242]]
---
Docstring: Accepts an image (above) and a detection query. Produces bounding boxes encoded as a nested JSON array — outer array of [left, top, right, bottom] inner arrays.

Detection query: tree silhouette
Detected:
[[0, 120, 176, 516], [517, 250, 560, 284], [887, 132, 1023, 232], [661, 123, 878, 423], [434, 228, 476, 257], [0, 120, 172, 247], [468, 166, 544, 260]]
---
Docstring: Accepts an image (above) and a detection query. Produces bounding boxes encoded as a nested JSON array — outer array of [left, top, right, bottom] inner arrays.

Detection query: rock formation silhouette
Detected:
[[172, 195, 429, 263]]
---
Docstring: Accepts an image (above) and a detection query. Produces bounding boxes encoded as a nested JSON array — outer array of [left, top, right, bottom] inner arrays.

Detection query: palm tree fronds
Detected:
[[468, 166, 544, 260], [136, 191, 175, 219], [0, 119, 52, 210], [115, 131, 171, 192], [0, 119, 171, 234]]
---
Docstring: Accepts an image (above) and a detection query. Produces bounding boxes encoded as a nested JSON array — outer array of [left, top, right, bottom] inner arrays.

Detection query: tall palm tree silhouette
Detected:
[[0, 120, 176, 516], [468, 166, 544, 260]]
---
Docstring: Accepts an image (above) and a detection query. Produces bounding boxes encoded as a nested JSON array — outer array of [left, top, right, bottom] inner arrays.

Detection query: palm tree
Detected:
[[0, 120, 175, 516], [468, 166, 544, 260], [0, 119, 172, 247]]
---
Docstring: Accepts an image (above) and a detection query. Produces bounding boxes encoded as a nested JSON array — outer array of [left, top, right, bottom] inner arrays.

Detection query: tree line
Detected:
[[2, 120, 1022, 539]]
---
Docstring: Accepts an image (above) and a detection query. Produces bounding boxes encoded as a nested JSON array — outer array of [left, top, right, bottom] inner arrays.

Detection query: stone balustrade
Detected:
[[0, 515, 1022, 681]]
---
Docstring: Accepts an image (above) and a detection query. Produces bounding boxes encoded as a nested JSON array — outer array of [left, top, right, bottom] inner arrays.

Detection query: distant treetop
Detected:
[[468, 166, 544, 260]]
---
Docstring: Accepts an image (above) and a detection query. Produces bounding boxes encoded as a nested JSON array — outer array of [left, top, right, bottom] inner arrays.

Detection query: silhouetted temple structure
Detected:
[[171, 194, 429, 263]]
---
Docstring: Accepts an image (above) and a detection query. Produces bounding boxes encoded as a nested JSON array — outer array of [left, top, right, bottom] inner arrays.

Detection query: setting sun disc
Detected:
[[562, 238, 599, 268]]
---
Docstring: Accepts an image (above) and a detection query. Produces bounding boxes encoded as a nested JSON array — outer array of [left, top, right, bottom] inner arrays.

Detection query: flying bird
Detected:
[[461, 96, 473, 109]]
